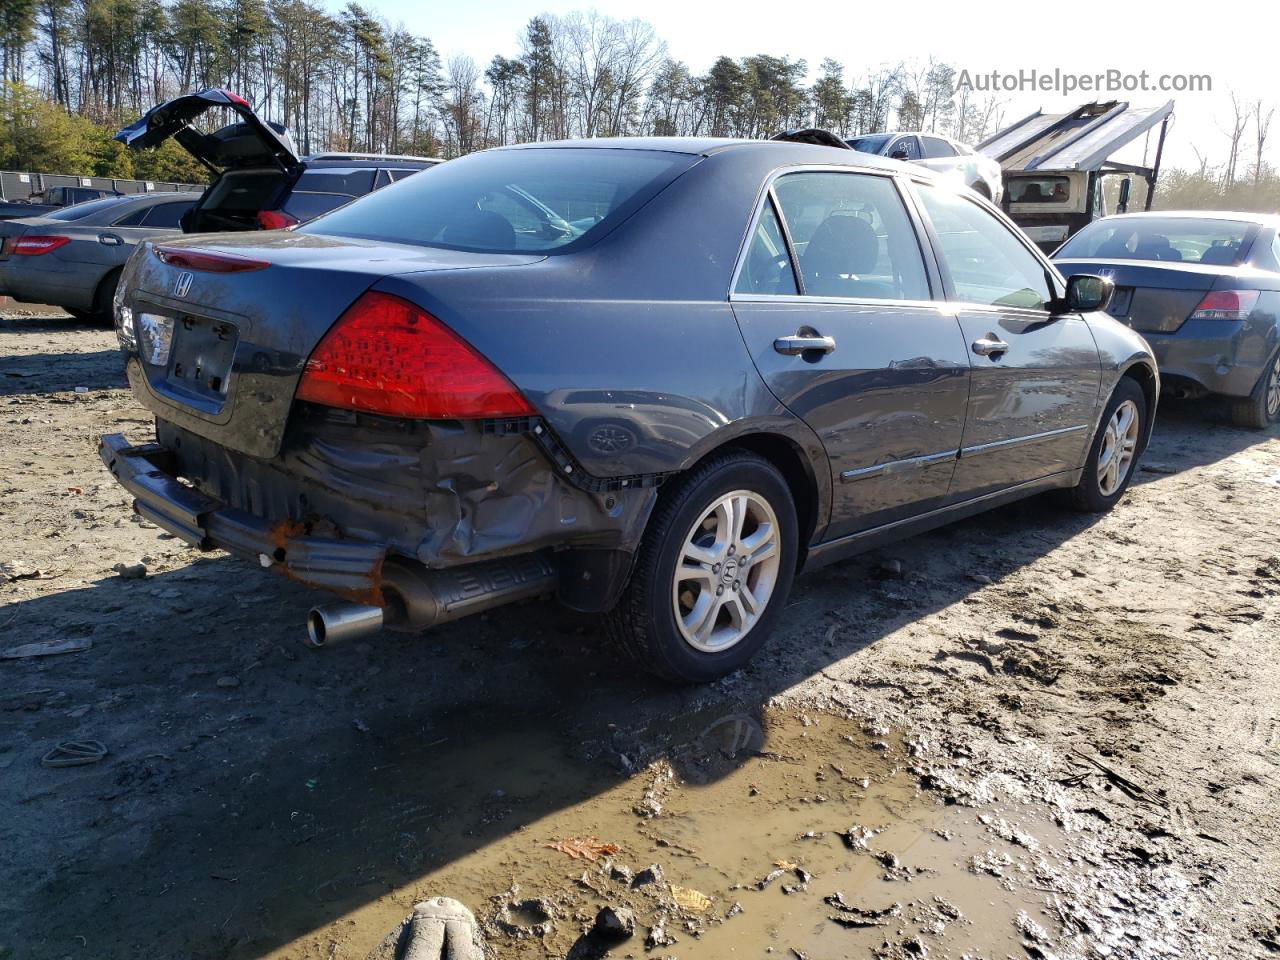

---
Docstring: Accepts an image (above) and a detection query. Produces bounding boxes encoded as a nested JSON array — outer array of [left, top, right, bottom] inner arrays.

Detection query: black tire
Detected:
[[1069, 377, 1148, 512], [87, 268, 122, 324], [1228, 348, 1280, 430], [65, 308, 95, 322], [607, 450, 798, 684]]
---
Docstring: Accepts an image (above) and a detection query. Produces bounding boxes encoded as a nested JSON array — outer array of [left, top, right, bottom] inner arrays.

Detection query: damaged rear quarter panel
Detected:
[[160, 405, 657, 571]]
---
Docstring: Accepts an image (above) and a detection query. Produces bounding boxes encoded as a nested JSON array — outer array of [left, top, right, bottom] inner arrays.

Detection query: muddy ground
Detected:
[[2, 310, 1278, 960]]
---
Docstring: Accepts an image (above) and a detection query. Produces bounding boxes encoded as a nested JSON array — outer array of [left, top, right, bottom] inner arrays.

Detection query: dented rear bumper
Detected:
[[100, 433, 388, 601]]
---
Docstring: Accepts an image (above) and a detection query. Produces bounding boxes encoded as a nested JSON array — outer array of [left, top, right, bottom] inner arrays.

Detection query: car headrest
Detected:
[[803, 215, 879, 282]]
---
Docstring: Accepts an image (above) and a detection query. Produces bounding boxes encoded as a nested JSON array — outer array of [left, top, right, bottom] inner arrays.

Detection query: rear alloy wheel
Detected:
[[1229, 349, 1280, 429], [1069, 377, 1147, 512], [608, 451, 797, 683]]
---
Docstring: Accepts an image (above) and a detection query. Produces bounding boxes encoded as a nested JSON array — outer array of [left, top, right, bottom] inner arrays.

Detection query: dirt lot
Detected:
[[2, 310, 1279, 960]]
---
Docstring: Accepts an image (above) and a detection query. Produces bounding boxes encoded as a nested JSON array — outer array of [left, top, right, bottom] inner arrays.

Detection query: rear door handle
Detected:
[[774, 334, 836, 356], [971, 337, 1009, 357], [98, 233, 122, 246]]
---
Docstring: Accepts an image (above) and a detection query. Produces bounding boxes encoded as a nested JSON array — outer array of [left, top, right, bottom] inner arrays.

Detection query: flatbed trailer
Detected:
[[977, 100, 1174, 253]]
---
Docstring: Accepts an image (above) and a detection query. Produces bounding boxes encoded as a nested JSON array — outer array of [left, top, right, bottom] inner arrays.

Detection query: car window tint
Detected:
[[300, 148, 695, 254], [282, 192, 351, 222], [772, 172, 930, 301], [735, 198, 798, 296], [389, 168, 422, 182], [113, 205, 151, 226], [293, 168, 375, 197], [142, 201, 194, 229], [918, 184, 1051, 311], [922, 136, 956, 158], [1008, 177, 1070, 204], [891, 137, 921, 160], [1056, 216, 1252, 265], [45, 196, 132, 221]]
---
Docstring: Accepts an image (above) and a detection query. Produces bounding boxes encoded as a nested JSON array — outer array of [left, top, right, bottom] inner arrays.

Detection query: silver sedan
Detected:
[[0, 192, 197, 321]]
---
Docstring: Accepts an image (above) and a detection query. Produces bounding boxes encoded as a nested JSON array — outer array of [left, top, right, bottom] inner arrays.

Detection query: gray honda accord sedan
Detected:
[[99, 138, 1157, 682]]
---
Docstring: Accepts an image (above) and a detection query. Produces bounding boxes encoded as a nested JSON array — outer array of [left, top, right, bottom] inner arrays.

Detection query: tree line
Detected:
[[0, 0, 1275, 212]]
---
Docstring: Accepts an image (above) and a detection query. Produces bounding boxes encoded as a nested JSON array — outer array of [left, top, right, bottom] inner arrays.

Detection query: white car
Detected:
[[848, 132, 1004, 204]]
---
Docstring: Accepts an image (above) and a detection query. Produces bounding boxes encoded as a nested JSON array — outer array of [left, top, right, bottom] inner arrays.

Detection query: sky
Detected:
[[347, 0, 1274, 173]]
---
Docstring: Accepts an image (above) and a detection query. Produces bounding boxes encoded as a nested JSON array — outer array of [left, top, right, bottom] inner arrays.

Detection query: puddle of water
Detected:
[[268, 710, 1070, 960]]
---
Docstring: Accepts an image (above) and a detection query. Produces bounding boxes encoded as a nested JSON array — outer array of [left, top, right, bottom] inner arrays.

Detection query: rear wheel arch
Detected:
[[676, 430, 824, 568], [91, 266, 123, 319]]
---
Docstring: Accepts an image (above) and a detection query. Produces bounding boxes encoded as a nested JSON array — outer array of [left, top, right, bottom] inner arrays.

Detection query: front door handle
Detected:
[[98, 233, 122, 246], [971, 337, 1009, 357], [774, 334, 836, 356]]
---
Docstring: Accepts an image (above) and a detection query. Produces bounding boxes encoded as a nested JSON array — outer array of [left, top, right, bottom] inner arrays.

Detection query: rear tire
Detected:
[[87, 268, 122, 325], [1069, 377, 1147, 513], [1228, 349, 1280, 429], [607, 451, 798, 684]]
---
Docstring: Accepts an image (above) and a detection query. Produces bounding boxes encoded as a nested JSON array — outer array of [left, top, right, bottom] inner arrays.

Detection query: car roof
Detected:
[[1098, 210, 1280, 227], [492, 136, 908, 172]]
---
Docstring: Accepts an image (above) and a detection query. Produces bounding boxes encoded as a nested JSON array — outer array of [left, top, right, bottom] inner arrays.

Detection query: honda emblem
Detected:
[[172, 271, 193, 299]]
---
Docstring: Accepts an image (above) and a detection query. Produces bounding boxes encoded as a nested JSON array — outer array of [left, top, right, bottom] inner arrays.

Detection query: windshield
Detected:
[[44, 196, 133, 221], [299, 148, 696, 254], [848, 134, 892, 155], [1057, 217, 1254, 265], [1008, 177, 1070, 204]]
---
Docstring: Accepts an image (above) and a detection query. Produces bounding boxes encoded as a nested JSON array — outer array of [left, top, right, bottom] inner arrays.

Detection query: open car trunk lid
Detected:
[[120, 231, 543, 459], [114, 89, 301, 174]]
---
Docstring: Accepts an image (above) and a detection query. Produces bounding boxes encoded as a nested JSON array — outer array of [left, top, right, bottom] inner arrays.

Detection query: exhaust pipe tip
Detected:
[[306, 602, 384, 648]]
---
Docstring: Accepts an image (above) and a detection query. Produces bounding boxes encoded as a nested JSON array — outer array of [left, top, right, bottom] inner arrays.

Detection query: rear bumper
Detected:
[[99, 432, 387, 602], [1145, 319, 1276, 398]]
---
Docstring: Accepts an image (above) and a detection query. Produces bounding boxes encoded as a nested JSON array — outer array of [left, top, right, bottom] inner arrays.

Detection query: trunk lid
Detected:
[[115, 89, 301, 174], [1054, 258, 1235, 334], [122, 232, 543, 459]]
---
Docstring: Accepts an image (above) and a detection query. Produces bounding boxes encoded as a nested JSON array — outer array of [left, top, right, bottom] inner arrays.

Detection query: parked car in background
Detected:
[[100, 137, 1156, 683], [848, 132, 1004, 202], [0, 185, 123, 222], [0, 192, 196, 320], [1054, 211, 1280, 428], [115, 88, 440, 232]]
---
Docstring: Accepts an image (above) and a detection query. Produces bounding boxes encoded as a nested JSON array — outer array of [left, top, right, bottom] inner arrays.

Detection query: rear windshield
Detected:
[[1008, 177, 1070, 204], [44, 196, 132, 221], [293, 168, 375, 197], [1057, 217, 1254, 265], [298, 147, 696, 254]]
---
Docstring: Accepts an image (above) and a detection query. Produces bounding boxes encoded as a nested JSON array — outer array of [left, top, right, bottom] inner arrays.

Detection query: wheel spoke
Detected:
[[677, 563, 716, 587], [684, 591, 720, 642], [682, 541, 720, 566]]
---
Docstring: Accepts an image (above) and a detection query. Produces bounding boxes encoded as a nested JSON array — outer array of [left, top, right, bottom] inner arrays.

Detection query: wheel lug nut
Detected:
[[712, 563, 721, 574], [716, 585, 725, 596], [728, 545, 735, 556], [733, 580, 740, 591]]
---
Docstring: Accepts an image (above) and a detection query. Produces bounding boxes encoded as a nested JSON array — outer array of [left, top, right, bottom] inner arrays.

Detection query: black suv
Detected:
[[115, 89, 440, 233]]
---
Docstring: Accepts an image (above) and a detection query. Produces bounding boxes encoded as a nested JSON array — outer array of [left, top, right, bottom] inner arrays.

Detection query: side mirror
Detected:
[[1117, 178, 1132, 214], [1055, 274, 1113, 314]]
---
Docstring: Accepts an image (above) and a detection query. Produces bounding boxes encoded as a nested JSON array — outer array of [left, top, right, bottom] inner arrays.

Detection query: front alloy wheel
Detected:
[[1096, 399, 1140, 497]]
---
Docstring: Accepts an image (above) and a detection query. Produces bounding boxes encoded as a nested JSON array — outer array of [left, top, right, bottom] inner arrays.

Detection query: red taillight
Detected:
[[1189, 289, 1260, 321], [12, 235, 71, 256], [154, 246, 270, 273], [256, 209, 299, 230], [296, 292, 533, 420]]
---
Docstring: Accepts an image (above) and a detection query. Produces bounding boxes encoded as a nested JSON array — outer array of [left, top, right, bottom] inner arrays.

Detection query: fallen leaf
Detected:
[[670, 884, 712, 913], [544, 837, 620, 862]]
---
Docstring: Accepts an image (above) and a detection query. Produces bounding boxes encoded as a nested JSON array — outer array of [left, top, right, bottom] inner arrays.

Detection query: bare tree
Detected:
[[1253, 99, 1275, 184]]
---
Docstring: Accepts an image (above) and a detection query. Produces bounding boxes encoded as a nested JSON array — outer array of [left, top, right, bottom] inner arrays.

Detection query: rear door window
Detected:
[[281, 192, 352, 222], [141, 201, 195, 229], [771, 171, 931, 301], [921, 136, 957, 158], [917, 184, 1051, 310], [890, 137, 922, 161], [113, 205, 151, 226], [292, 168, 375, 196]]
